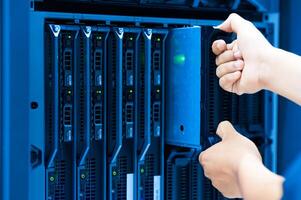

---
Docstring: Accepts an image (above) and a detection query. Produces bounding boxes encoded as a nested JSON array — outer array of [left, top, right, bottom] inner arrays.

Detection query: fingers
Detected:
[[212, 40, 227, 55], [215, 50, 235, 66], [232, 41, 243, 59], [219, 71, 241, 93], [226, 40, 236, 50], [216, 121, 237, 140], [216, 60, 244, 78], [214, 13, 245, 33]]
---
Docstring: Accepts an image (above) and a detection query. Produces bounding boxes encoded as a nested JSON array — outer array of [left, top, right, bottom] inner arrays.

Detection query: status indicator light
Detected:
[[173, 54, 186, 65], [81, 173, 86, 179], [113, 171, 117, 176], [49, 176, 55, 182]]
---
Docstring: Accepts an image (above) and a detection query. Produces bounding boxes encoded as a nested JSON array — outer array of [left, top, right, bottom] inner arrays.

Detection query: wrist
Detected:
[[238, 154, 284, 200], [259, 46, 279, 91]]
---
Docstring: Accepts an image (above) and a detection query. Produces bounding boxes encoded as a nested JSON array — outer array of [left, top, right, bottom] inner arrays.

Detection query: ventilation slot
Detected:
[[180, 166, 189, 200], [191, 161, 200, 200], [63, 49, 72, 70], [126, 50, 134, 70], [145, 154, 155, 200], [94, 104, 102, 125], [208, 50, 218, 135], [45, 31, 54, 146], [139, 39, 145, 139], [153, 103, 160, 122], [54, 160, 66, 200], [79, 35, 85, 142], [249, 93, 263, 125], [63, 105, 72, 126], [94, 49, 102, 70], [117, 156, 128, 200], [85, 159, 97, 200], [126, 103, 134, 123], [166, 162, 173, 200], [111, 36, 117, 141], [153, 51, 160, 70], [203, 178, 213, 200]]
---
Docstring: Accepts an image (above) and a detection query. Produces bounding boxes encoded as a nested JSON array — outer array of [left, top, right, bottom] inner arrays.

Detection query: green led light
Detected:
[[157, 38, 161, 42], [173, 54, 186, 65], [96, 90, 102, 94], [97, 36, 102, 40], [129, 37, 133, 41], [68, 35, 72, 39], [113, 171, 117, 176], [140, 168, 144, 174], [129, 89, 133, 93], [67, 90, 72, 94], [49, 176, 55, 182], [156, 89, 160, 93]]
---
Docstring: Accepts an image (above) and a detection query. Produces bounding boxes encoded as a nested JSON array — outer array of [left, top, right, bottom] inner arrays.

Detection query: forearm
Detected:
[[261, 47, 301, 105], [238, 155, 284, 200]]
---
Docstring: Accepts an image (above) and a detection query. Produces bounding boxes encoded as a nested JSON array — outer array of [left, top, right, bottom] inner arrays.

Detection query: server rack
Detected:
[[0, 0, 279, 200]]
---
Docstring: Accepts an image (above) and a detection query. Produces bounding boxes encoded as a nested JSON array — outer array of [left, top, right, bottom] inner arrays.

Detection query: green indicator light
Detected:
[[140, 168, 144, 174], [113, 171, 117, 176], [97, 36, 102, 40], [156, 89, 160, 93], [96, 90, 102, 94], [81, 173, 86, 179], [68, 35, 72, 39], [173, 54, 186, 65], [129, 89, 133, 93], [157, 38, 161, 42], [67, 90, 72, 95], [49, 176, 55, 182], [129, 37, 133, 41]]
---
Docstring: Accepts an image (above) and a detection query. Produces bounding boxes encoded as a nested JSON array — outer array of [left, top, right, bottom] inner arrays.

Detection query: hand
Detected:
[[199, 121, 262, 198], [212, 13, 274, 95]]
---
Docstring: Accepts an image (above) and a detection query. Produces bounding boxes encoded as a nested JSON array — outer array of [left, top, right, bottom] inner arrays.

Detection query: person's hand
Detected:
[[212, 13, 274, 95], [199, 121, 284, 199], [199, 121, 262, 198]]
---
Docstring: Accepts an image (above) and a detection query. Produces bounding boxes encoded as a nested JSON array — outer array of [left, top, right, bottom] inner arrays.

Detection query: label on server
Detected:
[[126, 173, 134, 200], [154, 175, 161, 200]]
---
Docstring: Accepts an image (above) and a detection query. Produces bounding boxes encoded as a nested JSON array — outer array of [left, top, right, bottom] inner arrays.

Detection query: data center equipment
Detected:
[[0, 0, 279, 200]]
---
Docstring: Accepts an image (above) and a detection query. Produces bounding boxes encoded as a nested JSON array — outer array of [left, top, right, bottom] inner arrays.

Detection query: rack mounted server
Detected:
[[0, 0, 279, 200]]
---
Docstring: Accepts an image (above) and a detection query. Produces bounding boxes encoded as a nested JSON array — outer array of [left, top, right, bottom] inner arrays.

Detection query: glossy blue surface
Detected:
[[166, 27, 201, 148]]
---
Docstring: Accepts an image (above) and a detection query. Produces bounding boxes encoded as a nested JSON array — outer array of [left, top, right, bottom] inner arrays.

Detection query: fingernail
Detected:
[[234, 60, 243, 68], [234, 51, 241, 58]]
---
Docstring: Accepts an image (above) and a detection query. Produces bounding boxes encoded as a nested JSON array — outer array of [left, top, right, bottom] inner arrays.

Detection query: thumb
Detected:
[[216, 121, 237, 140], [214, 13, 244, 33]]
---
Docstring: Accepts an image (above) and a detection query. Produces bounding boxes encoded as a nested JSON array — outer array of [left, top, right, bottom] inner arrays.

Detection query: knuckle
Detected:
[[204, 170, 211, 179], [219, 77, 225, 88], [198, 153, 203, 164], [224, 74, 231, 82], [216, 68, 220, 77], [229, 13, 238, 19], [215, 57, 220, 66]]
